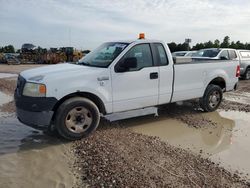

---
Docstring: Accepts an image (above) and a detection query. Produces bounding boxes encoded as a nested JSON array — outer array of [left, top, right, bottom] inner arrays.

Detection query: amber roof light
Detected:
[[139, 33, 145, 39]]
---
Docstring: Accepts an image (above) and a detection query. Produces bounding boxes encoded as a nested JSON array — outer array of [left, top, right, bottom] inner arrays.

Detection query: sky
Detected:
[[1, 0, 250, 50]]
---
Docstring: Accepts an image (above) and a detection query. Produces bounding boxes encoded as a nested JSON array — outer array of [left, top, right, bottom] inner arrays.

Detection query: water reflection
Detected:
[[115, 110, 234, 156]]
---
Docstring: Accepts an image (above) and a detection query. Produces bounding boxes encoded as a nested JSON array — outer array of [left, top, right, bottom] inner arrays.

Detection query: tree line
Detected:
[[1, 36, 250, 53], [168, 36, 250, 52], [0, 45, 15, 53]]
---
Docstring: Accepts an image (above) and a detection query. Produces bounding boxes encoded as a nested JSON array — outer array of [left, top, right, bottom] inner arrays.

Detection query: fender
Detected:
[[204, 69, 228, 92]]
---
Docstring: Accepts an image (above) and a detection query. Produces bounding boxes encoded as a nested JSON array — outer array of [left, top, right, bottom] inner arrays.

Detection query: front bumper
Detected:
[[14, 77, 58, 130], [16, 107, 53, 130]]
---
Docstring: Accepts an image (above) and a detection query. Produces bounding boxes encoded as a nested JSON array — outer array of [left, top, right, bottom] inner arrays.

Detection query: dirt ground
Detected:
[[1, 65, 250, 187], [0, 78, 16, 95], [220, 80, 250, 112], [0, 64, 45, 74]]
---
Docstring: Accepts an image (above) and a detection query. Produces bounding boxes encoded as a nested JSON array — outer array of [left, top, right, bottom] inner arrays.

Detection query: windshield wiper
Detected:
[[78, 61, 107, 68], [78, 61, 91, 66]]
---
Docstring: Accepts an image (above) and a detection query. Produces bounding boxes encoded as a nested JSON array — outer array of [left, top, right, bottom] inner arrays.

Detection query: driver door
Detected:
[[111, 43, 159, 112]]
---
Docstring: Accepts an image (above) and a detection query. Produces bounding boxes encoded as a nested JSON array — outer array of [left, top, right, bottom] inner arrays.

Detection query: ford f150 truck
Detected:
[[15, 35, 240, 140]]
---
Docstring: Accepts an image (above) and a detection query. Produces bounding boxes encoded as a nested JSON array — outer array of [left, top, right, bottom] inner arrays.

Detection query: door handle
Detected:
[[150, 72, 158, 79], [97, 76, 109, 81]]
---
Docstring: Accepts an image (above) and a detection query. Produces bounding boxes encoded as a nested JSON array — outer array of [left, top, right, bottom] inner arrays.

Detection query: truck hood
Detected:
[[20, 63, 106, 82]]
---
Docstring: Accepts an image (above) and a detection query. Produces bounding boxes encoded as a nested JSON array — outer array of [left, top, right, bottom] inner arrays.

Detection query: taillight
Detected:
[[236, 65, 240, 77]]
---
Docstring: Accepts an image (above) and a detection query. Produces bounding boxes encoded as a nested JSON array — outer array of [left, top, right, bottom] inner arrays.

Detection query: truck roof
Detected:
[[201, 48, 236, 51], [109, 39, 164, 44]]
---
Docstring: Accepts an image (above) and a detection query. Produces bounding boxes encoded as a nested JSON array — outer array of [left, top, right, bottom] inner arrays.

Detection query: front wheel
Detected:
[[55, 97, 100, 140], [200, 84, 223, 112]]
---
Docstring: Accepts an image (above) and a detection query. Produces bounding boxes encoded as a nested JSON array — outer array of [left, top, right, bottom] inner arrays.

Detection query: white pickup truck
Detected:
[[15, 36, 240, 140]]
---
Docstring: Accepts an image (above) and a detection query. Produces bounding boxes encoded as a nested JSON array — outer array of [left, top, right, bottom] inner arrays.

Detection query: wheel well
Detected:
[[208, 77, 226, 90], [52, 92, 106, 120]]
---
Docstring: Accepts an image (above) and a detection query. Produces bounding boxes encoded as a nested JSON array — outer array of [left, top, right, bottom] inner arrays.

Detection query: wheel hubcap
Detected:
[[65, 106, 93, 133], [208, 91, 220, 108]]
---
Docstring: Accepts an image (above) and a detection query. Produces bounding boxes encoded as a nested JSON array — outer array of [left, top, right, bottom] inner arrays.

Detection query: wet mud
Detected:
[[0, 72, 76, 188], [0, 117, 76, 188]]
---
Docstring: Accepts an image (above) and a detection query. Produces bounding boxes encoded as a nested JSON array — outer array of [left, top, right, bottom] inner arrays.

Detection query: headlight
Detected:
[[23, 82, 46, 97]]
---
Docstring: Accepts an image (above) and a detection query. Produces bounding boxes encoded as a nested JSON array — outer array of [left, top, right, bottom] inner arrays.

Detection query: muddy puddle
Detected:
[[0, 91, 12, 106], [126, 109, 250, 179], [0, 116, 75, 188]]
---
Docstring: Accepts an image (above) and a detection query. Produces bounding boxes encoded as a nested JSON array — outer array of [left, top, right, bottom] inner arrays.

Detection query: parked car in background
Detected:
[[237, 50, 250, 80], [193, 48, 250, 80], [172, 51, 197, 57], [193, 48, 238, 60], [172, 51, 189, 57], [0, 53, 21, 64], [184, 51, 197, 57]]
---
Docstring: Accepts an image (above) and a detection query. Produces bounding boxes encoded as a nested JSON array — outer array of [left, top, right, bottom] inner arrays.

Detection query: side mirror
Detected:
[[116, 57, 137, 72], [220, 56, 228, 60]]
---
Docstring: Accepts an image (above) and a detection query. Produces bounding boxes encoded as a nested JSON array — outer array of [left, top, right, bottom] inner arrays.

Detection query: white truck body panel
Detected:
[[21, 63, 113, 113], [20, 39, 239, 115], [111, 66, 159, 112]]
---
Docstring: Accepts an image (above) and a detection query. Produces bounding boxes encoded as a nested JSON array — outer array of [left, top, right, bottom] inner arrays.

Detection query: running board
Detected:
[[104, 107, 158, 122]]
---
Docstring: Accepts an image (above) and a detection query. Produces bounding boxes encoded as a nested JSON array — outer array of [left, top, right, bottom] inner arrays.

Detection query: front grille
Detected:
[[16, 75, 26, 95]]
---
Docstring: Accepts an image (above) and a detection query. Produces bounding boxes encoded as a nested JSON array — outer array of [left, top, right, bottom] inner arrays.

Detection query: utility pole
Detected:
[[185, 38, 192, 51]]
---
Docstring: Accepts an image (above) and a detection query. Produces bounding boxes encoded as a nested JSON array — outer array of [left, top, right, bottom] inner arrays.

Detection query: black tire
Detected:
[[200, 84, 223, 112], [55, 97, 100, 140], [244, 68, 250, 80]]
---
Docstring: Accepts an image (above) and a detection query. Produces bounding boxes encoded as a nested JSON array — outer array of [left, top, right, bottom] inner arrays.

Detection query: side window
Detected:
[[153, 43, 168, 65], [229, 50, 237, 59], [220, 50, 229, 60], [121, 44, 153, 71], [240, 51, 250, 58]]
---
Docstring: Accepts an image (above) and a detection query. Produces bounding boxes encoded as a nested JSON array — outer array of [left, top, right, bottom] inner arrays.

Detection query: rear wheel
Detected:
[[244, 68, 250, 80], [200, 84, 223, 112], [55, 97, 100, 140]]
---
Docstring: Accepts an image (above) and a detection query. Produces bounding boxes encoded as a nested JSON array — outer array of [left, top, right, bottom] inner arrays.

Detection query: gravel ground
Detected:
[[158, 103, 217, 129], [219, 100, 250, 112], [73, 126, 249, 188], [237, 80, 250, 93], [218, 79, 250, 112], [0, 78, 16, 95], [0, 101, 16, 113]]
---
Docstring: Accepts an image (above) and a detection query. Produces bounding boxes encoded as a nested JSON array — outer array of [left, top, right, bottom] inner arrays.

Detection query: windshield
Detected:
[[78, 42, 129, 68], [194, 49, 221, 58], [185, 51, 197, 57]]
